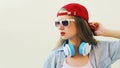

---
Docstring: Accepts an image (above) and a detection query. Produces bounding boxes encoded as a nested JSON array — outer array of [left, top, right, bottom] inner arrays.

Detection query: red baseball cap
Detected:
[[57, 3, 89, 22]]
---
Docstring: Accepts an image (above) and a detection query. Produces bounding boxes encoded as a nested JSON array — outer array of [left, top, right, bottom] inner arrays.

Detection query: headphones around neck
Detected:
[[63, 42, 91, 57]]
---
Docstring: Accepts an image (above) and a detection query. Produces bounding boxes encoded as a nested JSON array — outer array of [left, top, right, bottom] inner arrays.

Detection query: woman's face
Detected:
[[55, 15, 78, 40]]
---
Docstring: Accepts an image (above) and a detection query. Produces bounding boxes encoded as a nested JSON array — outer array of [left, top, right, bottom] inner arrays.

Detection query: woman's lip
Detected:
[[60, 32, 65, 36]]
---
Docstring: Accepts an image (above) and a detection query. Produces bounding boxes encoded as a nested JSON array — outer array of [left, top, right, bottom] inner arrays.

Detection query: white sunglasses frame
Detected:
[[55, 19, 75, 27]]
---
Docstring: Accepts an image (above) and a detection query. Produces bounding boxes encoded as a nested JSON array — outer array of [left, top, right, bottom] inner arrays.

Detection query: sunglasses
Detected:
[[55, 19, 75, 27]]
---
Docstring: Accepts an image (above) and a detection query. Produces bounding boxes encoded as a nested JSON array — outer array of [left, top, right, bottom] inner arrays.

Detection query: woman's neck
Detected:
[[69, 37, 81, 54], [69, 37, 81, 47]]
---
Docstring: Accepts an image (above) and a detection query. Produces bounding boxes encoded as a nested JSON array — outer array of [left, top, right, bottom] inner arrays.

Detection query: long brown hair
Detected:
[[74, 16, 97, 45]]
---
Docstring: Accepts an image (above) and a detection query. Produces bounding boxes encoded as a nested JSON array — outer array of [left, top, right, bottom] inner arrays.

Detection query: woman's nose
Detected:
[[58, 25, 64, 30]]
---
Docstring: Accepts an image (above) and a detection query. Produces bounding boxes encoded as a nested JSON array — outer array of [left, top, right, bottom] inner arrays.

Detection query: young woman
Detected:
[[43, 3, 120, 68]]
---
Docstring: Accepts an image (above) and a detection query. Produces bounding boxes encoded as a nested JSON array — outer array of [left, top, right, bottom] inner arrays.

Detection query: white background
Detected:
[[0, 0, 120, 68]]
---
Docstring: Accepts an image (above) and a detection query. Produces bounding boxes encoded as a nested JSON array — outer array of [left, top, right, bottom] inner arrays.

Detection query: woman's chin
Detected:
[[61, 36, 69, 40]]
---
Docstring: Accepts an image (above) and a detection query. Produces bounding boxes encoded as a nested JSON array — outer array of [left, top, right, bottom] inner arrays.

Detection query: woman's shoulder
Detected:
[[43, 46, 65, 68], [47, 46, 64, 57], [91, 39, 120, 64], [95, 38, 120, 46], [92, 39, 120, 54]]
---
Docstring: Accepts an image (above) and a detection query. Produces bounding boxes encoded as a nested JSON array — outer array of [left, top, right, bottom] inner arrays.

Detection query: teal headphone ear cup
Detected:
[[79, 42, 86, 55], [64, 44, 75, 57], [79, 42, 91, 56]]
